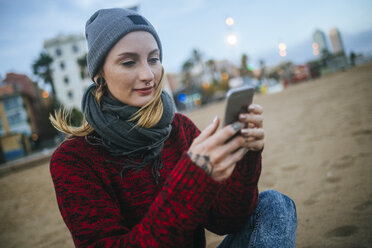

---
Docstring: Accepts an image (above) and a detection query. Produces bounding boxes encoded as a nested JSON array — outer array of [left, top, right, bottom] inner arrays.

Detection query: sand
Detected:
[[1, 63, 371, 248]]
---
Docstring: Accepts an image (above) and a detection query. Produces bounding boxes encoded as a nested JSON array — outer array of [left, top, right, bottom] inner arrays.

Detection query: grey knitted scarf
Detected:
[[81, 84, 175, 182]]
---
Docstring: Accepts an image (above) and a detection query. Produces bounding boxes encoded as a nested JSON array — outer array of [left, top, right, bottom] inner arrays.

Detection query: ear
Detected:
[[99, 69, 106, 78], [94, 70, 105, 85], [93, 75, 99, 85]]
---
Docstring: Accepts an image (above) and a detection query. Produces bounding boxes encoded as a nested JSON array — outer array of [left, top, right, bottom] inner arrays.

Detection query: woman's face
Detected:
[[101, 31, 162, 107]]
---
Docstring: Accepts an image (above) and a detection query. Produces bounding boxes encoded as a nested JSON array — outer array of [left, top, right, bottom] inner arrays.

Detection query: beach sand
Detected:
[[1, 63, 371, 248]]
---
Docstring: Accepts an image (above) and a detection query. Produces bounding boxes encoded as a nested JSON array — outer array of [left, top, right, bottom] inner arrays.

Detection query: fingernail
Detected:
[[241, 129, 249, 134], [248, 105, 255, 110], [231, 122, 243, 132], [239, 113, 247, 120], [213, 115, 218, 123]]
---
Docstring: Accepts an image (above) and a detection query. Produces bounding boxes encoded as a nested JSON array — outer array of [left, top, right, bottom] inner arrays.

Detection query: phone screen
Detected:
[[223, 86, 255, 126]]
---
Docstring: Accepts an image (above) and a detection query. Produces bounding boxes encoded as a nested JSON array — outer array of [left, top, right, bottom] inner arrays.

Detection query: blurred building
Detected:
[[329, 28, 345, 54], [313, 30, 329, 56], [44, 34, 91, 110], [0, 94, 32, 161], [0, 73, 50, 161]]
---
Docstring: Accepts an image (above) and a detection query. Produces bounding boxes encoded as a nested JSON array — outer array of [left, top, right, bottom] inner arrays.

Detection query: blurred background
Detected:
[[0, 0, 371, 159], [0, 1, 372, 247]]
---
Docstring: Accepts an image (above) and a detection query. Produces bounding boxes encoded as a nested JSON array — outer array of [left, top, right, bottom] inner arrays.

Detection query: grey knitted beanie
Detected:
[[85, 8, 162, 78]]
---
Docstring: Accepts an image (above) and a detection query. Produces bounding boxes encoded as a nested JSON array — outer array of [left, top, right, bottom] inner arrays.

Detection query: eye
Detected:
[[121, 61, 135, 67], [148, 57, 159, 64]]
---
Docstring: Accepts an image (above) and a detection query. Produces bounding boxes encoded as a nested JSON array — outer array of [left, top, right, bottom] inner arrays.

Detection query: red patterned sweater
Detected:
[[50, 113, 262, 248]]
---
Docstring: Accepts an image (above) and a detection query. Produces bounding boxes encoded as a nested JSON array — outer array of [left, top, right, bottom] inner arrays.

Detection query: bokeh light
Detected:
[[278, 43, 287, 51], [42, 91, 49, 98], [227, 34, 237, 45], [225, 17, 234, 26]]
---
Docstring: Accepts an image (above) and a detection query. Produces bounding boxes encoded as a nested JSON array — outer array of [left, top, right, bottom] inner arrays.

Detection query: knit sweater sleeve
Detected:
[[50, 138, 222, 247], [178, 114, 262, 235], [205, 150, 262, 235]]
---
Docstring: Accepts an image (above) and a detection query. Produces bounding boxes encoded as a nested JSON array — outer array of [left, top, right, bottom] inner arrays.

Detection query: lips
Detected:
[[133, 86, 154, 95]]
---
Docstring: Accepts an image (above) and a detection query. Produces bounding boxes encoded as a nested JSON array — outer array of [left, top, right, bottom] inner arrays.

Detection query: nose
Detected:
[[139, 62, 154, 83]]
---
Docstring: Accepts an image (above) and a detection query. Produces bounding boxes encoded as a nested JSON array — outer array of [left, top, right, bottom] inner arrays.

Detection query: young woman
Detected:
[[50, 8, 297, 248]]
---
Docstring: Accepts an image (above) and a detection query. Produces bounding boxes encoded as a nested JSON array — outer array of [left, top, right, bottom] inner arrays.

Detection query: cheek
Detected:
[[154, 66, 163, 85], [106, 77, 133, 98]]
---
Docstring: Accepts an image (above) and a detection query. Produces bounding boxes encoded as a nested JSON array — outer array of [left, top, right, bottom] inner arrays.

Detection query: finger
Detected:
[[228, 147, 248, 164], [248, 123, 255, 128], [216, 147, 247, 172], [212, 136, 245, 162], [193, 116, 220, 145], [239, 114, 263, 128], [248, 104, 263, 114], [244, 136, 256, 142], [241, 128, 265, 140], [210, 121, 244, 145], [214, 162, 236, 182], [244, 140, 264, 151]]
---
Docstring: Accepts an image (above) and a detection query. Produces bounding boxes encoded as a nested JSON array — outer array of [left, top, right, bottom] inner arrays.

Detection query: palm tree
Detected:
[[181, 59, 194, 91], [259, 59, 266, 80], [32, 52, 55, 96], [240, 53, 251, 77], [206, 59, 218, 84], [349, 51, 356, 66], [191, 49, 205, 80], [180, 49, 207, 92], [191, 49, 203, 65]]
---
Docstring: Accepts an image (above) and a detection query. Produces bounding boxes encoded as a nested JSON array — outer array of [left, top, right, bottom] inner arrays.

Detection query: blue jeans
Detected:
[[217, 190, 297, 248]]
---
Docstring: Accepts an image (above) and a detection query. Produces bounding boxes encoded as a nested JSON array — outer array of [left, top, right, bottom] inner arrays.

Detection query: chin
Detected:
[[131, 96, 154, 107]]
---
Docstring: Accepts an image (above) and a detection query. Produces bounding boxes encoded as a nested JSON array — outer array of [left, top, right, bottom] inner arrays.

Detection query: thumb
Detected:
[[194, 115, 220, 144]]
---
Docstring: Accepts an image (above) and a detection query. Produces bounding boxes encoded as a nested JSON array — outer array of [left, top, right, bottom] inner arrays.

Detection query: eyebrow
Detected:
[[117, 49, 159, 59]]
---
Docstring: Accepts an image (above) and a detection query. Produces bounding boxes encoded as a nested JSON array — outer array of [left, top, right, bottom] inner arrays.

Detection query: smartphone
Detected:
[[223, 85, 255, 127]]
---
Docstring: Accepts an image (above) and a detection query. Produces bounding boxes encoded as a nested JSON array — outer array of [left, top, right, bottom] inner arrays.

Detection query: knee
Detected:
[[257, 190, 297, 224]]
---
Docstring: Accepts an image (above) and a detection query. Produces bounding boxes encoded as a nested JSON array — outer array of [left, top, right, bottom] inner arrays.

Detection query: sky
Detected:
[[0, 0, 372, 81]]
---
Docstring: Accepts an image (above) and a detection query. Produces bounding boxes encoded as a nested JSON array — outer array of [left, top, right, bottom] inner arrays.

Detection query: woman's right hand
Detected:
[[187, 116, 247, 182]]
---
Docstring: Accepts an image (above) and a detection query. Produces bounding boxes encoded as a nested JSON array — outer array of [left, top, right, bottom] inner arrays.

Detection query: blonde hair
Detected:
[[50, 68, 165, 139]]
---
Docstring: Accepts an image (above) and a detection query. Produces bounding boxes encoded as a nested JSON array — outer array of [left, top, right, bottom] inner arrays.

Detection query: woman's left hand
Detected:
[[238, 104, 264, 151]]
